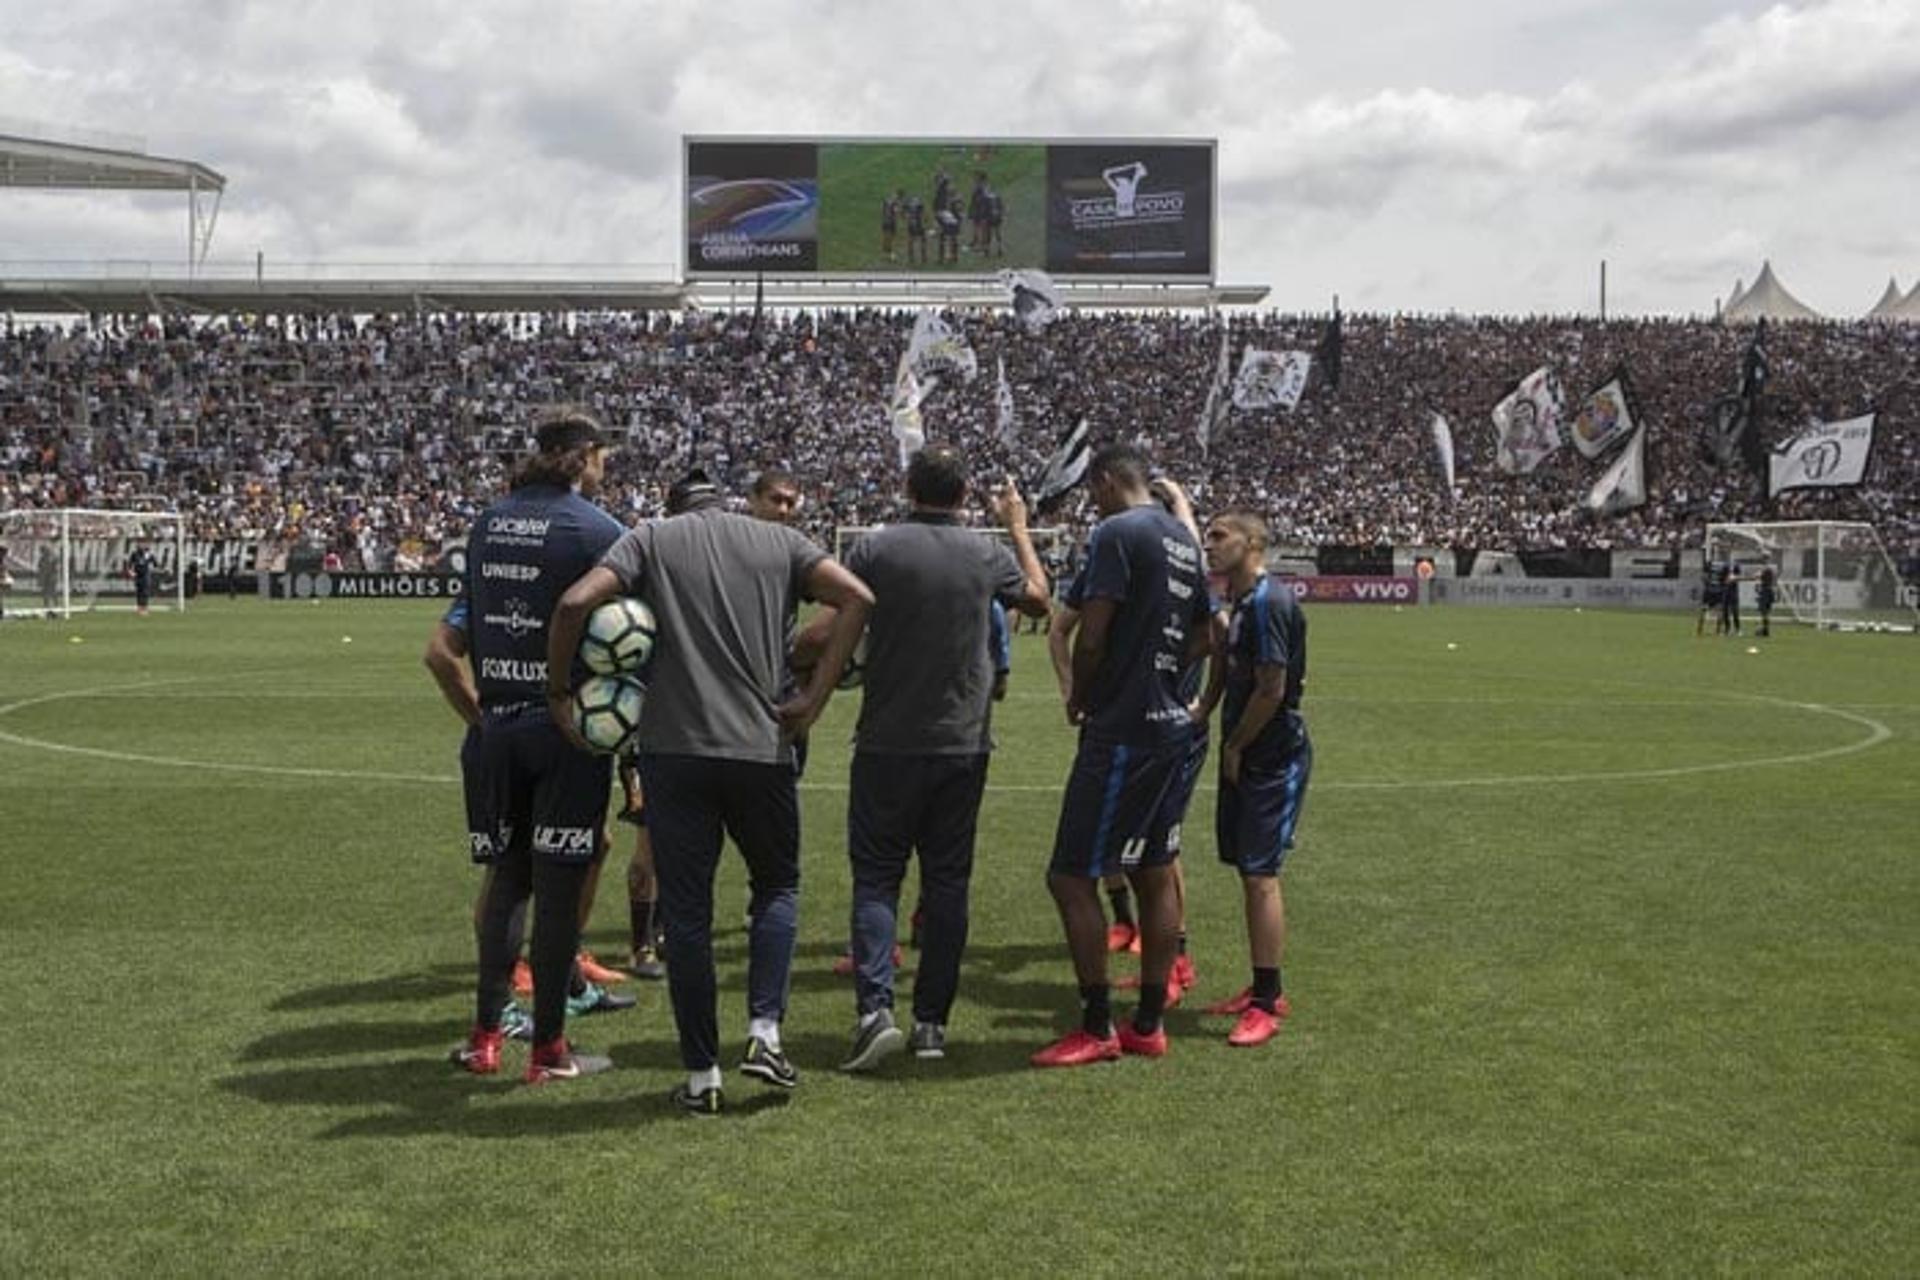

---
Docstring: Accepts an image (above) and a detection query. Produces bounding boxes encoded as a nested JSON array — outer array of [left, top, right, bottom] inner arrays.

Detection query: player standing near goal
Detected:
[[1197, 511, 1312, 1047], [1756, 562, 1777, 637], [1033, 444, 1213, 1068], [832, 449, 1050, 1071], [547, 469, 872, 1116], [127, 543, 156, 615], [451, 407, 628, 1084]]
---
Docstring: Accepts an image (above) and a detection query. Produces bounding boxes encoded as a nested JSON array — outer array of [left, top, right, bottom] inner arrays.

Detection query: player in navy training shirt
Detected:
[[450, 407, 630, 1084], [1033, 445, 1213, 1069], [1197, 511, 1311, 1048], [127, 545, 156, 614]]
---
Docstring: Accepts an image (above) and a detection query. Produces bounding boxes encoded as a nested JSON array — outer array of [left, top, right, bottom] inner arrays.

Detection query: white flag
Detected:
[[1571, 374, 1636, 460], [888, 356, 933, 466], [1232, 348, 1312, 411], [1430, 412, 1456, 494], [995, 356, 1017, 447], [1196, 328, 1231, 454], [1585, 425, 1646, 515], [1033, 417, 1091, 510], [1000, 269, 1062, 334], [906, 310, 978, 383], [1768, 414, 1874, 497], [1490, 366, 1565, 475]]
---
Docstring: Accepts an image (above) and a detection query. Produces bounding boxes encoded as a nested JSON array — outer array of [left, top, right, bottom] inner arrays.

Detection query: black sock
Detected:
[[1107, 886, 1135, 927], [1134, 979, 1167, 1035], [629, 898, 655, 953], [1252, 966, 1282, 1013], [1177, 930, 1189, 956], [1080, 984, 1112, 1037]]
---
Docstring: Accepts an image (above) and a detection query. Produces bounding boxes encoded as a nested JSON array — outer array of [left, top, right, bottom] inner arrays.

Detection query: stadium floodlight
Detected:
[[0, 507, 187, 618], [1706, 520, 1919, 634]]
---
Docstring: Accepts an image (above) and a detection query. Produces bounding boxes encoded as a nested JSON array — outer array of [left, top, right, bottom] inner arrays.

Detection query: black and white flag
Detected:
[[1490, 366, 1565, 475], [1000, 269, 1062, 334], [888, 356, 932, 466], [1585, 425, 1646, 515], [1232, 348, 1312, 411], [1768, 414, 1874, 497], [905, 310, 978, 383], [1430, 412, 1456, 495], [1196, 328, 1231, 455], [1033, 417, 1091, 511]]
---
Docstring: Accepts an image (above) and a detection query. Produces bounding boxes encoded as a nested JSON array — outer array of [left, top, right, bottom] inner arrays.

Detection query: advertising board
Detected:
[[685, 136, 1213, 279]]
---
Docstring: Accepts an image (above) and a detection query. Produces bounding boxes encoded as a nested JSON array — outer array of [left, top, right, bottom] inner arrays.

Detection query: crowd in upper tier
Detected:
[[2, 308, 1915, 567]]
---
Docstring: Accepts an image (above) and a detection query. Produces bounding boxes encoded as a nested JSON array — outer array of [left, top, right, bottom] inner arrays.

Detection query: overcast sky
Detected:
[[2, 0, 1915, 316]]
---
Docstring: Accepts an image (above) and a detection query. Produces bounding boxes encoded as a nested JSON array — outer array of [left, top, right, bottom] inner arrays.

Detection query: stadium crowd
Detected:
[[2, 308, 1916, 566]]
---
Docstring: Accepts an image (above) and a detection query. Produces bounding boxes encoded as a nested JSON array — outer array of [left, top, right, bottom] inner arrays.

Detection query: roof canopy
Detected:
[[0, 132, 225, 193], [1721, 261, 1823, 322], [1883, 279, 1920, 322]]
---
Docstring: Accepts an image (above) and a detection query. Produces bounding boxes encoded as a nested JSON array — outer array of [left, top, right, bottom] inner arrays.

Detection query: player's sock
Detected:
[[475, 864, 532, 1031], [1252, 966, 1282, 1013], [688, 1065, 722, 1096], [629, 898, 656, 953], [1107, 886, 1135, 927], [568, 961, 587, 998], [1177, 930, 1189, 956], [1134, 978, 1167, 1035], [1080, 984, 1113, 1038], [530, 859, 589, 1046], [748, 1016, 782, 1053]]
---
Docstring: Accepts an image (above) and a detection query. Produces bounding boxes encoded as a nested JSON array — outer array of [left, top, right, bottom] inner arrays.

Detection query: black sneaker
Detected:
[[840, 1008, 905, 1073], [740, 1035, 799, 1089], [909, 1021, 946, 1060], [670, 1082, 724, 1117], [627, 945, 666, 981]]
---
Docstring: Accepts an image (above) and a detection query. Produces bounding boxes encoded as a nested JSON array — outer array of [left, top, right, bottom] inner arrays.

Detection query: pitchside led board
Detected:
[[684, 136, 1215, 281]]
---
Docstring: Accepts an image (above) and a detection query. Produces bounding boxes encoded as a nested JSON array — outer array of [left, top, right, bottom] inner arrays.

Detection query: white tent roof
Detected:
[[1866, 277, 1906, 318], [1883, 279, 1920, 322], [1724, 277, 1747, 313], [1722, 261, 1823, 322]]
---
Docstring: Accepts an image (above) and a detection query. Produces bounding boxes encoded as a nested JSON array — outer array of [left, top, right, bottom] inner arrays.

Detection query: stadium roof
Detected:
[[0, 272, 1268, 315], [1721, 261, 1823, 323], [0, 132, 224, 193]]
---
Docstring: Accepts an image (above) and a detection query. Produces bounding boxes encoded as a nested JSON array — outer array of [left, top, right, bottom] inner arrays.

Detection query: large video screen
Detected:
[[685, 137, 1214, 280]]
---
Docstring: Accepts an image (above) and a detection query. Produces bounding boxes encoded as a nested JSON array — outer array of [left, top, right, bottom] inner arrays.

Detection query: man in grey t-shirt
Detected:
[[547, 475, 871, 1115], [826, 448, 1050, 1071]]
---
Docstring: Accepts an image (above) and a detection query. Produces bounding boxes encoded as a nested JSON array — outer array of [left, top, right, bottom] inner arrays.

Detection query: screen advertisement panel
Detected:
[[684, 138, 1213, 280], [685, 141, 818, 273], [1045, 143, 1213, 277]]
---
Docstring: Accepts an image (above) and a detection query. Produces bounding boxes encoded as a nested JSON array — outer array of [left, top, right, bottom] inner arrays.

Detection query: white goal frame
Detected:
[[0, 507, 188, 618], [1705, 519, 1918, 634]]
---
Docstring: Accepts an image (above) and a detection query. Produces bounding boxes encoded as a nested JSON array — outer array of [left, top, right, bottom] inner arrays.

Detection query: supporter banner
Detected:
[[1490, 366, 1565, 475], [1768, 414, 1874, 497], [1275, 575, 1419, 605], [267, 572, 462, 601], [687, 137, 1214, 279], [1431, 578, 1699, 609], [1571, 373, 1637, 459]]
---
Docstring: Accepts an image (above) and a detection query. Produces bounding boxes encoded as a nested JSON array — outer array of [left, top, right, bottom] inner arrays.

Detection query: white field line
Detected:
[[0, 679, 1894, 793]]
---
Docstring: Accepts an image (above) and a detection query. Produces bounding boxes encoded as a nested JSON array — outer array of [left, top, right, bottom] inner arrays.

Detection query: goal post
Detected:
[[1705, 520, 1919, 634], [0, 507, 188, 618]]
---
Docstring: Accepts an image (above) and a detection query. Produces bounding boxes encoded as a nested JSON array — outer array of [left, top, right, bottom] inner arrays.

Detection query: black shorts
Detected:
[[1217, 738, 1312, 877], [481, 711, 612, 864], [459, 725, 496, 864], [1049, 733, 1198, 878]]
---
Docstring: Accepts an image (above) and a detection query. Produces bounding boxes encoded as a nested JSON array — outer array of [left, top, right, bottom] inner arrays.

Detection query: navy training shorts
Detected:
[[1049, 733, 1197, 878], [1216, 737, 1313, 877]]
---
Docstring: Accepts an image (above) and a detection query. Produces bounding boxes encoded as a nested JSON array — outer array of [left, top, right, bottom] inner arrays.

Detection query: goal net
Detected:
[[1705, 520, 1919, 634], [0, 508, 188, 618]]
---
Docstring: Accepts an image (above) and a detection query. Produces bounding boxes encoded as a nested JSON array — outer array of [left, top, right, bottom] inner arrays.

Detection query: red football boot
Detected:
[[1117, 1022, 1168, 1058], [1029, 1029, 1121, 1068], [449, 1025, 504, 1075]]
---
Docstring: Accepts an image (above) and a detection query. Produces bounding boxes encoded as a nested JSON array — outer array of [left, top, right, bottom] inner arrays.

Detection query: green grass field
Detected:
[[816, 142, 1048, 275], [2, 600, 1916, 1274]]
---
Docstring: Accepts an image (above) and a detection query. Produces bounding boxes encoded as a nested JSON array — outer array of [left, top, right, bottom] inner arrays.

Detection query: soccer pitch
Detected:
[[2, 601, 1915, 1273]]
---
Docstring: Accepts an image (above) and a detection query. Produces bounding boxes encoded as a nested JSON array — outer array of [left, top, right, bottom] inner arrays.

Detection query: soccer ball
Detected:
[[580, 597, 657, 675], [571, 674, 646, 756]]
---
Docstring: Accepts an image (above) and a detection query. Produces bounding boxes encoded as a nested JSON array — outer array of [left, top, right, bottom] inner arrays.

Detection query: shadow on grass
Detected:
[[268, 971, 468, 1011], [238, 1019, 466, 1061]]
